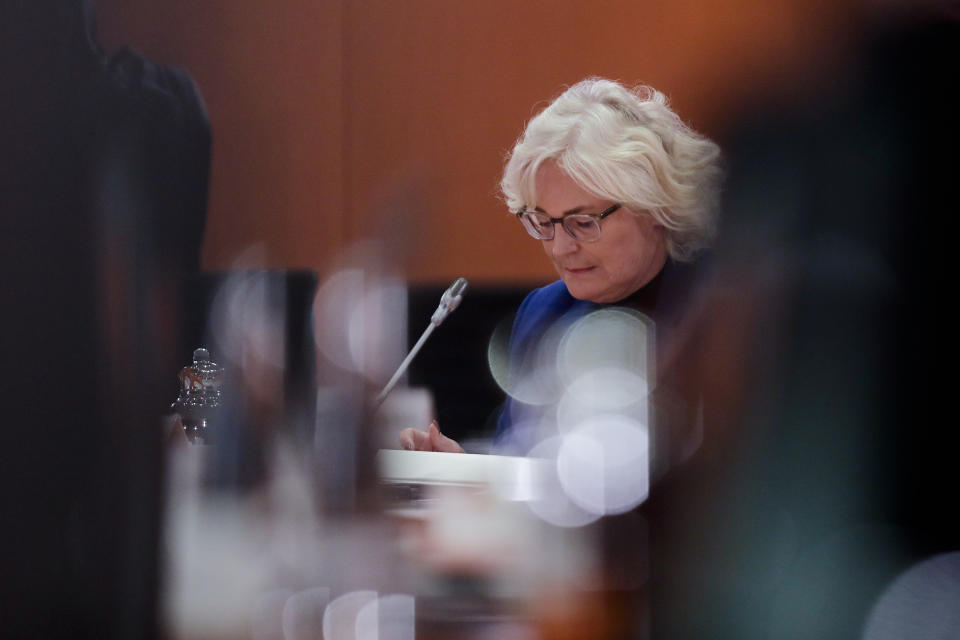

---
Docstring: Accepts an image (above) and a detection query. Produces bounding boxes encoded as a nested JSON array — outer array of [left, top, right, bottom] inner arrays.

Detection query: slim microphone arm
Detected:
[[373, 277, 468, 410]]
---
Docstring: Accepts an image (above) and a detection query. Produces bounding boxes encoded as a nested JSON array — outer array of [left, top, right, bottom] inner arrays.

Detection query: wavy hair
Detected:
[[500, 78, 722, 260]]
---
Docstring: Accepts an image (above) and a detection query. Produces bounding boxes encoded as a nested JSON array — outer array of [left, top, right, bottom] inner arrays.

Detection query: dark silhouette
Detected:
[[1, 2, 210, 637]]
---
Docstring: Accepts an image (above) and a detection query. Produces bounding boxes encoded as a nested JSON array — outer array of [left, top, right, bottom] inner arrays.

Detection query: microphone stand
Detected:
[[373, 277, 468, 411]]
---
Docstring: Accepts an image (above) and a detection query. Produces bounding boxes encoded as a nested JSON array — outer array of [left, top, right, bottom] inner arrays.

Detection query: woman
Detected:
[[401, 77, 721, 454]]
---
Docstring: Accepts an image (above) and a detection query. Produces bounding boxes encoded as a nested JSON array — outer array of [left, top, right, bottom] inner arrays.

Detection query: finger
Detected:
[[398, 428, 419, 450], [428, 421, 464, 454], [399, 428, 430, 451]]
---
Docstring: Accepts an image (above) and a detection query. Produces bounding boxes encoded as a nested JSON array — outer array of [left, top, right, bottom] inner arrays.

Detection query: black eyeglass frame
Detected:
[[515, 203, 623, 242]]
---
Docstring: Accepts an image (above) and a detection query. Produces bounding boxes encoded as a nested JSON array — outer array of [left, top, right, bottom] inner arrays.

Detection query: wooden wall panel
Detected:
[[95, 0, 848, 284], [97, 0, 345, 272]]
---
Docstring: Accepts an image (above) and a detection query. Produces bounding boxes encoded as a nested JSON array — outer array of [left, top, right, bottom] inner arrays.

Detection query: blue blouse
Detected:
[[493, 257, 709, 452]]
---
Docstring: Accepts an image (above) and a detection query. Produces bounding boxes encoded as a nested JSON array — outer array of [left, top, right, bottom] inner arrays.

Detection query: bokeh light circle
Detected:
[[557, 414, 650, 515], [487, 315, 568, 406], [556, 367, 649, 434], [524, 436, 600, 528], [557, 308, 653, 389]]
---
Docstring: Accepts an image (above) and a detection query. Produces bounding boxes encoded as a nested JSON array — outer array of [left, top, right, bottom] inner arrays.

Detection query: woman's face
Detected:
[[534, 162, 667, 303]]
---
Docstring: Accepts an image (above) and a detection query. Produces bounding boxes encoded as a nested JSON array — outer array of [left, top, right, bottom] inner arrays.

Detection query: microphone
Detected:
[[431, 277, 468, 325], [373, 277, 468, 410]]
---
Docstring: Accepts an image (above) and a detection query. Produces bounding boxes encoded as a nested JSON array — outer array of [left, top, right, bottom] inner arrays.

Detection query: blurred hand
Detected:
[[398, 420, 464, 453]]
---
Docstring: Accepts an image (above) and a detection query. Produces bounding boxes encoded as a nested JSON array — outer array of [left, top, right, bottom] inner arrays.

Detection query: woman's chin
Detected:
[[563, 279, 603, 302]]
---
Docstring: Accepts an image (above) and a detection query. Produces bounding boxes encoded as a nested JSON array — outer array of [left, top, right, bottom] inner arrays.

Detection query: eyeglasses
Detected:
[[516, 203, 622, 242]]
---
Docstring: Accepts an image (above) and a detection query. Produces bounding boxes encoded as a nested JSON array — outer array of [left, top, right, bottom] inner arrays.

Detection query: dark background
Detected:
[[407, 284, 532, 444]]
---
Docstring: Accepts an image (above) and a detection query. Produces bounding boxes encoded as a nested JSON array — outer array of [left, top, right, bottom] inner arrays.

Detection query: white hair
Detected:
[[500, 78, 723, 261]]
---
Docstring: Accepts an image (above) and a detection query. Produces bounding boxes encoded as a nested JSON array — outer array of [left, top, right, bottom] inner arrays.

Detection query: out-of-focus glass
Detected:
[[171, 347, 224, 444]]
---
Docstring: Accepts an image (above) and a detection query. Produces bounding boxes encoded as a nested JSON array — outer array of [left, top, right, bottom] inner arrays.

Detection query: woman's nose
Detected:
[[550, 226, 578, 256]]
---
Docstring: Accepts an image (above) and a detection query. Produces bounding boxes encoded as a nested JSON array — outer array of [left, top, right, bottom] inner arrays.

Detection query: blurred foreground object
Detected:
[[649, 8, 960, 640], [863, 551, 960, 640], [378, 449, 614, 639], [1, 1, 210, 637]]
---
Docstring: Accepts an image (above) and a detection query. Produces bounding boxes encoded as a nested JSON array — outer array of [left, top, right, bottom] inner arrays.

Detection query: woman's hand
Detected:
[[398, 420, 464, 453]]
